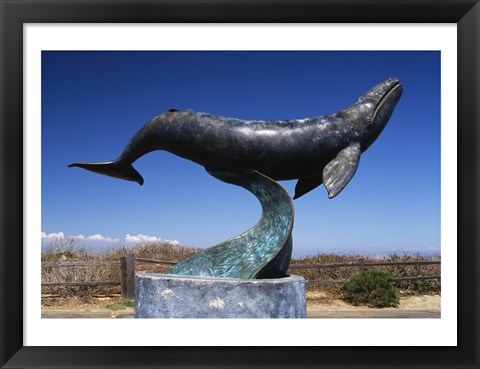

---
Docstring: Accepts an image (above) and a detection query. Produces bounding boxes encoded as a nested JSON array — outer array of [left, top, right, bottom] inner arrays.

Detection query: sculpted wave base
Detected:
[[134, 273, 306, 318]]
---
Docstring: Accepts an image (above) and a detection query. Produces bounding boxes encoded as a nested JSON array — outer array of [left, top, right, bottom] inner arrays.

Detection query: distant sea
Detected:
[[41, 239, 440, 259]]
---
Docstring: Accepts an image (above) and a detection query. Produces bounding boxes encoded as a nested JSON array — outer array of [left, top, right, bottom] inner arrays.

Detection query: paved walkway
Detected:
[[307, 309, 440, 318], [42, 310, 134, 318], [41, 309, 440, 319]]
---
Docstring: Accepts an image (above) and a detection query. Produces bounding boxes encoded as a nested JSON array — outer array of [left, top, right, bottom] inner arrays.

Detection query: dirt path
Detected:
[[307, 310, 439, 318], [305, 292, 440, 318], [41, 308, 439, 319], [41, 294, 440, 319], [42, 309, 134, 318], [306, 291, 441, 311]]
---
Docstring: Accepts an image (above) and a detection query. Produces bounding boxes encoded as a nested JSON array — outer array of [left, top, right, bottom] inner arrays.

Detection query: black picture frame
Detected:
[[1, 1, 479, 368]]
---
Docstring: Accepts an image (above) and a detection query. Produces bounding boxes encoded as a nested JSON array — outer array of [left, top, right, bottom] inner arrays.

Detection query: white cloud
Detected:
[[125, 233, 180, 245], [41, 232, 86, 240], [41, 232, 117, 243], [41, 231, 65, 240], [41, 231, 180, 245], [125, 233, 159, 243], [86, 234, 119, 242]]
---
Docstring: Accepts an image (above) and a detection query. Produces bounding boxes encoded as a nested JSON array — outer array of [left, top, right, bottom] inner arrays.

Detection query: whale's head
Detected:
[[354, 77, 403, 149]]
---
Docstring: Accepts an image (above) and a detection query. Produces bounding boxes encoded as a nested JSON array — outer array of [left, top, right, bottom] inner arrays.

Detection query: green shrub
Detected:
[[106, 299, 134, 310], [41, 298, 53, 307], [341, 269, 399, 308]]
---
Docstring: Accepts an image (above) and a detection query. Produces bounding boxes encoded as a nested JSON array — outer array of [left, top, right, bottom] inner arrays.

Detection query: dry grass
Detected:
[[41, 238, 201, 298], [41, 238, 440, 301], [293, 252, 440, 297]]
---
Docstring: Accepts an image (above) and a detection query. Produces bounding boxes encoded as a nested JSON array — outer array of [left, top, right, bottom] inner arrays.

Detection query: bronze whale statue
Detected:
[[69, 77, 402, 200], [69, 78, 402, 279]]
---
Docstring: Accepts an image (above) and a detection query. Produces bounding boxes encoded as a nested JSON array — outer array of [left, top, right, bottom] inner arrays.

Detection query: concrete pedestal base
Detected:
[[134, 273, 306, 318]]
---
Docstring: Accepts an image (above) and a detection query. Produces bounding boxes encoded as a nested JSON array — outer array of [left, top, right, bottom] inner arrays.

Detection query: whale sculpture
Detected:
[[69, 77, 402, 279]]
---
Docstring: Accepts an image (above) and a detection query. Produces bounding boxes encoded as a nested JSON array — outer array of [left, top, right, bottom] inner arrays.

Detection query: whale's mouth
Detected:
[[369, 82, 402, 124]]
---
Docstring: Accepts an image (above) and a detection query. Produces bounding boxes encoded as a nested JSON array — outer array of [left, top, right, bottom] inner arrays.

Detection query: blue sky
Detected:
[[41, 51, 440, 257]]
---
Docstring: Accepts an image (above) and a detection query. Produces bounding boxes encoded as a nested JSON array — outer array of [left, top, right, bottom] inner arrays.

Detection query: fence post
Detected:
[[358, 258, 365, 273], [120, 254, 135, 299]]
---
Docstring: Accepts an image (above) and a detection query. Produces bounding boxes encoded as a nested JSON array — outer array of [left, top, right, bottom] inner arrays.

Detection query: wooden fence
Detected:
[[41, 255, 441, 299], [289, 258, 441, 285]]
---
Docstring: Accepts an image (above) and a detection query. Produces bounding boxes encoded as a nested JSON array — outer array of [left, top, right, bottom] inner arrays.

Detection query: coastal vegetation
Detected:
[[41, 238, 440, 304]]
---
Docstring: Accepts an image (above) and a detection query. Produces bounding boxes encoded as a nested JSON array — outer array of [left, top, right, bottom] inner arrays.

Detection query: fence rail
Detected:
[[307, 275, 440, 285], [289, 260, 440, 269], [42, 261, 120, 267], [135, 257, 177, 265], [41, 255, 441, 298], [42, 281, 121, 287]]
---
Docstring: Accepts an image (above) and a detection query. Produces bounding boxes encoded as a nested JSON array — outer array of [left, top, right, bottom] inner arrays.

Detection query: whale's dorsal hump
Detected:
[[323, 143, 361, 199]]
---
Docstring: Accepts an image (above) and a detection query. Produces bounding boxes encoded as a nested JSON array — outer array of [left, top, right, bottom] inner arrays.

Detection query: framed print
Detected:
[[1, 0, 479, 368]]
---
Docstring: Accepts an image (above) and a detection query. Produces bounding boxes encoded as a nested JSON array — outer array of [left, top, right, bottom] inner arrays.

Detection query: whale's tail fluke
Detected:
[[68, 160, 144, 185]]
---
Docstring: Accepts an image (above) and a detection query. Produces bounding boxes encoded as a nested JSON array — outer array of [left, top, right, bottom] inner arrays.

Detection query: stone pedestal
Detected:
[[134, 273, 306, 318]]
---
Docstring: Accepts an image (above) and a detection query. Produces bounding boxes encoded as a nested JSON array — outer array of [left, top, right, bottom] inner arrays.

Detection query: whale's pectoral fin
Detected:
[[293, 174, 323, 199], [323, 143, 361, 199]]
